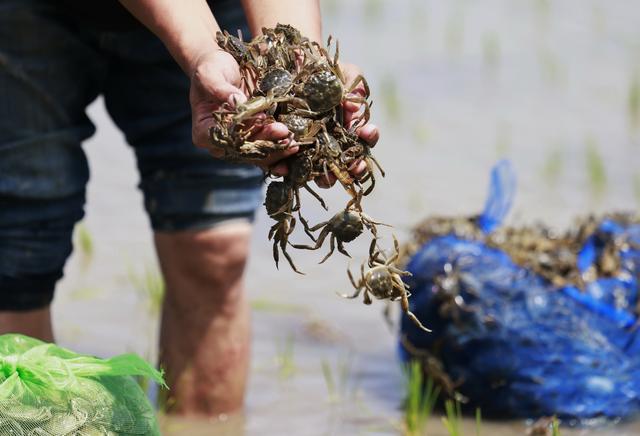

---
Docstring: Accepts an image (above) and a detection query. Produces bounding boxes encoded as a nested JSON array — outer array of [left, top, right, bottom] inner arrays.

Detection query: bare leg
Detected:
[[156, 221, 253, 417], [0, 307, 54, 342]]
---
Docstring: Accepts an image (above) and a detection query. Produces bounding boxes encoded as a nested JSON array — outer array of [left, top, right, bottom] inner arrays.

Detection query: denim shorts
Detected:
[[0, 0, 263, 310]]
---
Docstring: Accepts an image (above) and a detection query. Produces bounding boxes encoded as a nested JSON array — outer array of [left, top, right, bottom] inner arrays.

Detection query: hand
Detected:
[[189, 49, 299, 169], [314, 62, 380, 188]]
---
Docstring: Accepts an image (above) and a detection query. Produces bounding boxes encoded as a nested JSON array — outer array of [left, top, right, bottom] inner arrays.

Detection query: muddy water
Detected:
[[51, 0, 640, 434]]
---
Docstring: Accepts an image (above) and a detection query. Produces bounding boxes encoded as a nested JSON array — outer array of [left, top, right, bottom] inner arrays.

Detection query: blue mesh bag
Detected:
[[399, 161, 640, 422]]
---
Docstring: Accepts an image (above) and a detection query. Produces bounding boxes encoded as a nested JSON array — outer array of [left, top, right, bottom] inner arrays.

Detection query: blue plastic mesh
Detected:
[[399, 162, 640, 422]]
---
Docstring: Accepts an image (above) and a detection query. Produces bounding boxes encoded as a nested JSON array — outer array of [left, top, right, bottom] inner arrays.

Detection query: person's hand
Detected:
[[189, 49, 299, 170], [314, 62, 380, 188]]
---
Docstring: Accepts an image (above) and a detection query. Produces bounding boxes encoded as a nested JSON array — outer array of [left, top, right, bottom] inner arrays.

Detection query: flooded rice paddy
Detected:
[[52, 0, 640, 434]]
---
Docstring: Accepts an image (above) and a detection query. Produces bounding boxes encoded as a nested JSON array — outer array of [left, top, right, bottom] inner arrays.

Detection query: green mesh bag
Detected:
[[0, 334, 165, 435]]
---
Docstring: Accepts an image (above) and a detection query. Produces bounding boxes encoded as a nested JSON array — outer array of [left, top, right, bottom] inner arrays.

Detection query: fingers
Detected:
[[315, 173, 337, 189], [193, 60, 246, 108], [251, 121, 290, 142], [192, 110, 219, 152], [255, 144, 299, 173], [348, 159, 367, 178], [357, 123, 380, 147]]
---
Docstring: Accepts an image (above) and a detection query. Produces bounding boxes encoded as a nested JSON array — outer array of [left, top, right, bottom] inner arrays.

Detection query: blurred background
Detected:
[[52, 0, 640, 434]]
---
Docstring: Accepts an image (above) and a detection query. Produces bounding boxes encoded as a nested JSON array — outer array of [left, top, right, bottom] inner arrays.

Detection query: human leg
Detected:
[[155, 221, 253, 415], [0, 1, 103, 339], [101, 0, 262, 415]]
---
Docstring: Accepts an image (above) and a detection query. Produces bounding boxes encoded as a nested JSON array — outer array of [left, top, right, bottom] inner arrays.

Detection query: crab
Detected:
[[258, 67, 294, 97], [432, 263, 475, 325], [311, 127, 359, 198], [208, 112, 292, 162], [231, 92, 316, 125], [340, 236, 431, 332], [297, 37, 372, 125], [284, 151, 328, 212], [215, 30, 264, 85], [291, 195, 387, 262], [338, 132, 385, 196], [264, 181, 303, 274]]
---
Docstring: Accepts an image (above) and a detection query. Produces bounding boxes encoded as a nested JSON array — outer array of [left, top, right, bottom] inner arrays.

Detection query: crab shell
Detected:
[[365, 266, 395, 300], [259, 68, 293, 97], [329, 210, 364, 243], [264, 181, 290, 218], [278, 114, 312, 138], [302, 70, 343, 113], [216, 32, 249, 63], [287, 154, 315, 186]]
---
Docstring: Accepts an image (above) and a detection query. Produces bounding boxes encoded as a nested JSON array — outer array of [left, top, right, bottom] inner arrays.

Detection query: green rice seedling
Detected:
[[69, 286, 103, 301], [629, 71, 640, 130], [495, 122, 511, 157], [482, 32, 500, 69], [403, 361, 440, 436], [634, 173, 640, 207], [551, 416, 561, 436], [444, 8, 464, 56], [538, 48, 564, 86], [74, 222, 94, 270], [591, 4, 606, 34], [541, 148, 563, 187], [363, 0, 384, 26], [250, 298, 304, 314], [380, 75, 401, 122], [412, 124, 430, 146], [129, 264, 165, 318], [321, 354, 354, 403], [533, 0, 550, 27], [585, 137, 607, 199], [441, 398, 462, 436], [409, 0, 428, 40], [275, 334, 296, 380], [475, 407, 482, 436], [321, 0, 339, 20], [321, 360, 336, 401]]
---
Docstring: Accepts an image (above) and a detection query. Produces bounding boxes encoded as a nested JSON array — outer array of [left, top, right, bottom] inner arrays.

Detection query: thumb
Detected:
[[202, 75, 246, 108]]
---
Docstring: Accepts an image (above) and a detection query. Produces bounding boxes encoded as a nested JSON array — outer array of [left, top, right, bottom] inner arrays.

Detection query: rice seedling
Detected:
[[591, 3, 606, 34], [412, 124, 430, 146], [321, 353, 354, 403], [551, 416, 561, 436], [585, 137, 607, 199], [409, 0, 428, 39], [250, 298, 304, 314], [403, 360, 440, 436], [321, 0, 339, 20], [533, 0, 551, 28], [629, 71, 640, 131], [538, 48, 565, 86], [541, 148, 563, 187], [634, 173, 640, 207], [482, 32, 500, 69], [380, 75, 401, 122], [475, 407, 482, 436], [495, 122, 511, 157], [275, 334, 296, 380], [74, 222, 94, 270], [362, 0, 384, 26], [444, 8, 464, 56], [129, 264, 165, 318], [441, 398, 463, 436], [69, 286, 103, 301]]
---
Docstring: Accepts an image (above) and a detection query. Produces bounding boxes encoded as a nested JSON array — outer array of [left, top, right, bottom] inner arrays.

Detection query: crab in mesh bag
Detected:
[[0, 334, 165, 436]]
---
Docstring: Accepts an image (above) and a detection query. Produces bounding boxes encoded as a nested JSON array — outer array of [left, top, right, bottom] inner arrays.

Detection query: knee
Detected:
[[155, 222, 252, 305]]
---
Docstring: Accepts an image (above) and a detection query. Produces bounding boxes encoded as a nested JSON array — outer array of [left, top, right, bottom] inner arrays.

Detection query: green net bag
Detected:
[[0, 334, 165, 435]]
